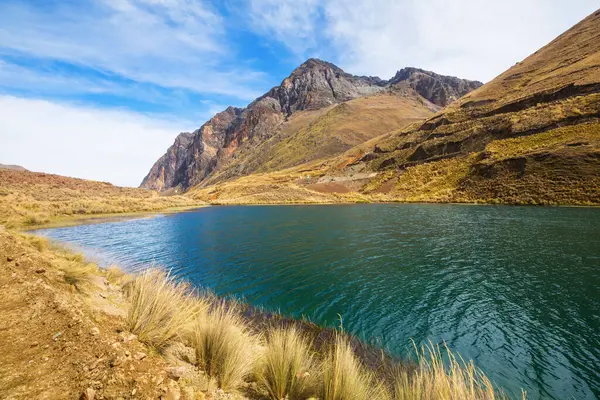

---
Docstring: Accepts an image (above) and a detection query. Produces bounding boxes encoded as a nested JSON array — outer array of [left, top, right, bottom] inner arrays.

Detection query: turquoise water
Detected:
[[37, 204, 600, 399]]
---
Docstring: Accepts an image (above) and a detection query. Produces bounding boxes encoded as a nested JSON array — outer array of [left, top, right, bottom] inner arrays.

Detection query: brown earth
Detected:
[[0, 231, 170, 399]]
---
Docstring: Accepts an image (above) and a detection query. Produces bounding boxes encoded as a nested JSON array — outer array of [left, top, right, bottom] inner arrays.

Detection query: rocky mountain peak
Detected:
[[266, 59, 385, 115], [140, 59, 483, 191]]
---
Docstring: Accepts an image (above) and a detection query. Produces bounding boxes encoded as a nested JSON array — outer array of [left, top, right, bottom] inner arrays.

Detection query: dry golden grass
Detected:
[[125, 269, 202, 350], [390, 155, 477, 202], [484, 122, 600, 161], [387, 342, 521, 400], [56, 260, 98, 289], [258, 326, 316, 399], [321, 333, 382, 400], [105, 265, 131, 285], [0, 169, 204, 229], [190, 300, 259, 391]]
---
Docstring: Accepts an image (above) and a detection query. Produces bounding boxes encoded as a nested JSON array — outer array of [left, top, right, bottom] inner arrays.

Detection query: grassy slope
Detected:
[[193, 9, 600, 206], [0, 169, 205, 229], [203, 91, 437, 186], [355, 9, 600, 205]]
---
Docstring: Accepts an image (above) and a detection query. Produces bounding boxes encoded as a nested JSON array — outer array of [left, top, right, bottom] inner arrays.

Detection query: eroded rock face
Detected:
[[265, 58, 386, 115], [389, 67, 483, 107], [140, 59, 482, 191]]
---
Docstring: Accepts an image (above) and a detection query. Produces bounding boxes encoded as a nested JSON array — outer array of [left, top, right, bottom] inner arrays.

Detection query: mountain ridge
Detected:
[[140, 59, 482, 191]]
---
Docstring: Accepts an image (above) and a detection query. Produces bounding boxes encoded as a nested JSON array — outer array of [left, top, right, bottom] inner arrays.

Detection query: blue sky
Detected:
[[0, 0, 598, 186]]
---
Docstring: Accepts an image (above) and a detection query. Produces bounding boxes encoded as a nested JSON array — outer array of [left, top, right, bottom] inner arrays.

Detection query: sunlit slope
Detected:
[[349, 9, 600, 205], [203, 91, 437, 186], [0, 169, 203, 229]]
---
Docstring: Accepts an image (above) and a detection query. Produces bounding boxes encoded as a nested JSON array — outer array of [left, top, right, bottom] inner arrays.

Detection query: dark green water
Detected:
[[38, 204, 600, 399]]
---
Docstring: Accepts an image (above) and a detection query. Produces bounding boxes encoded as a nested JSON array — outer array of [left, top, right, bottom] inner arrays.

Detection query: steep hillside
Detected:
[[204, 89, 437, 186], [191, 9, 600, 206], [141, 59, 481, 191], [0, 169, 203, 229]]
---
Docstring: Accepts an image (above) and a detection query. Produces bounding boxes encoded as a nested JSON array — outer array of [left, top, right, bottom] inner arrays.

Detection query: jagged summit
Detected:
[[140, 59, 482, 192]]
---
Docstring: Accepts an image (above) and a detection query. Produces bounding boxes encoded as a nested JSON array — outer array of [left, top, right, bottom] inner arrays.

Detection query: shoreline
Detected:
[[18, 205, 209, 231], [19, 199, 600, 232]]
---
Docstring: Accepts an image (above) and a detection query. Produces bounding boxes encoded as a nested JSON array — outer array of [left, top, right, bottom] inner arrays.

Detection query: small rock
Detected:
[[134, 352, 147, 361], [80, 388, 96, 400], [109, 358, 120, 368], [35, 268, 46, 274], [15, 261, 19, 266], [119, 332, 137, 343], [90, 327, 100, 336], [99, 293, 106, 299], [52, 332, 62, 341], [124, 350, 130, 357], [7, 256, 13, 262], [90, 357, 104, 370], [131, 388, 137, 396], [30, 341, 39, 347], [165, 366, 186, 381], [41, 356, 49, 362]]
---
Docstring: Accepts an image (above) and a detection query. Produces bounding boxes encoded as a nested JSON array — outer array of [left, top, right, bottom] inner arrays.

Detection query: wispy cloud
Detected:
[[0, 95, 196, 187], [246, 0, 598, 82], [0, 0, 265, 100], [247, 0, 322, 58]]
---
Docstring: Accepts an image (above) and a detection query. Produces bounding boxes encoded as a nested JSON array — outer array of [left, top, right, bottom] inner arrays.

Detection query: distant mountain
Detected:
[[0, 163, 27, 171], [140, 59, 482, 191]]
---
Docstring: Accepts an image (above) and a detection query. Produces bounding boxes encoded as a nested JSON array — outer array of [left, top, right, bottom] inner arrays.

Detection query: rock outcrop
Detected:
[[140, 59, 482, 192], [389, 67, 483, 107]]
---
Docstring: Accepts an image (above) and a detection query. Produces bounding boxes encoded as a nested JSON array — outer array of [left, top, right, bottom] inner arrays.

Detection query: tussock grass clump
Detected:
[[258, 326, 316, 399], [57, 260, 97, 288], [20, 234, 49, 252], [321, 333, 380, 400], [126, 269, 200, 350], [191, 300, 259, 391], [389, 342, 520, 400]]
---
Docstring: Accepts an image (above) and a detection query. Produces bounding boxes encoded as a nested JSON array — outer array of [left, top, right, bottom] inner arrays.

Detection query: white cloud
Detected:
[[0, 95, 195, 187], [0, 0, 264, 100], [248, 0, 321, 57], [248, 0, 599, 82]]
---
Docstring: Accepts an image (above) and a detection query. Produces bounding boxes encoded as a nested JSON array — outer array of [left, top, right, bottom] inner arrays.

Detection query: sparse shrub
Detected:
[[191, 300, 259, 391], [258, 326, 316, 399], [126, 269, 201, 350], [321, 333, 377, 400]]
